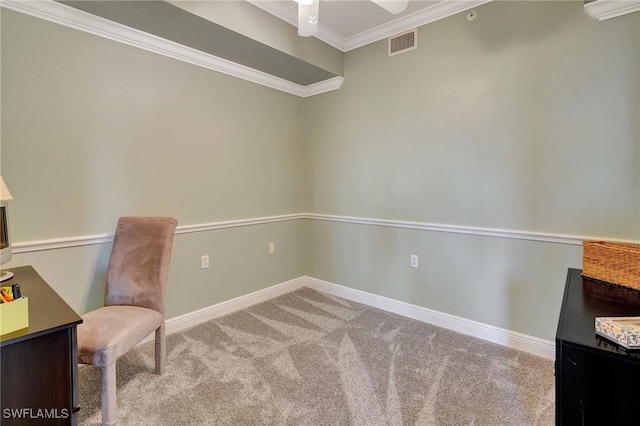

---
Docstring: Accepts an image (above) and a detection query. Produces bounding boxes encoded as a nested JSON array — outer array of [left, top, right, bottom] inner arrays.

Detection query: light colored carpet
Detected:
[[78, 287, 555, 425]]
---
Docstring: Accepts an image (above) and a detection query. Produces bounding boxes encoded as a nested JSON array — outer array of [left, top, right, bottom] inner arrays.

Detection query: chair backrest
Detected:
[[104, 217, 178, 315]]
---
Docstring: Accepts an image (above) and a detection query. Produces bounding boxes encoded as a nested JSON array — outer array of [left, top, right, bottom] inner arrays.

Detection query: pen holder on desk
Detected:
[[0, 296, 29, 335]]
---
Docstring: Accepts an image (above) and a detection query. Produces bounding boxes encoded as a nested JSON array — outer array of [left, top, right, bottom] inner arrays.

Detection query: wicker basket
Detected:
[[582, 241, 640, 290]]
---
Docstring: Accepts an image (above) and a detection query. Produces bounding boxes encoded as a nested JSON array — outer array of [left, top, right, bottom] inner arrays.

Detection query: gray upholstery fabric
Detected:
[[77, 216, 177, 426], [77, 305, 164, 368], [105, 217, 177, 315]]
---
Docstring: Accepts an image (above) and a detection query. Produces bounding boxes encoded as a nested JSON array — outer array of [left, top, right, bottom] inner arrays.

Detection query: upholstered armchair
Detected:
[[77, 217, 177, 426]]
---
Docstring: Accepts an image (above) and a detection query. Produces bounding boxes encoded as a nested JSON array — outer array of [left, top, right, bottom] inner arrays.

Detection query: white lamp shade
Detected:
[[0, 176, 13, 201]]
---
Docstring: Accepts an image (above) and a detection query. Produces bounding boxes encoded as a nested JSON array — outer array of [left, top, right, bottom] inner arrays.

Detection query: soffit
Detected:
[[60, 0, 338, 86]]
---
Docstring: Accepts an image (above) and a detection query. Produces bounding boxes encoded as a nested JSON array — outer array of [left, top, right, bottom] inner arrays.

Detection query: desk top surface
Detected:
[[0, 265, 82, 346], [557, 268, 640, 358]]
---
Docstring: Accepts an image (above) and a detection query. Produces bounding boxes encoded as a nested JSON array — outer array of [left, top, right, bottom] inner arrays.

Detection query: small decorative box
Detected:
[[595, 316, 640, 350]]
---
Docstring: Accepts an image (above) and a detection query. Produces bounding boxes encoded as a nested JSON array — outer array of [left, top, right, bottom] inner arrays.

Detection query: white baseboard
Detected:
[[303, 276, 556, 360], [139, 276, 306, 345], [141, 275, 555, 360]]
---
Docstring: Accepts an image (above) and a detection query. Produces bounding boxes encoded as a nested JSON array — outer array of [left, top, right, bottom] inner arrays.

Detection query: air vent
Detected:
[[388, 29, 417, 57]]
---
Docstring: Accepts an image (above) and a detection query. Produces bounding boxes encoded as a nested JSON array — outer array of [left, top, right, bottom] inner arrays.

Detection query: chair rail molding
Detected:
[[13, 214, 306, 253], [305, 213, 640, 246], [12, 213, 640, 254], [584, 0, 640, 20]]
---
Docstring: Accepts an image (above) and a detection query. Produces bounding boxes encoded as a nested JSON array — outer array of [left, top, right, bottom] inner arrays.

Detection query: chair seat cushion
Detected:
[[77, 305, 164, 368]]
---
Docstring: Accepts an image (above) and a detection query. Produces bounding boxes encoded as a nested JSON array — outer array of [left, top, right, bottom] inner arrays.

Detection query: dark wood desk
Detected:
[[556, 268, 640, 425], [0, 266, 82, 425]]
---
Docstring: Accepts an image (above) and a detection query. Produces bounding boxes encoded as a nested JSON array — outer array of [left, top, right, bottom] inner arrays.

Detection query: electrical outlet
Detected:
[[410, 255, 419, 268], [201, 255, 209, 269], [269, 242, 275, 254]]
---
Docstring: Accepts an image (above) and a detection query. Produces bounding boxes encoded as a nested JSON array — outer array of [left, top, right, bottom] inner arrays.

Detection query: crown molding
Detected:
[[343, 0, 492, 51], [313, 24, 348, 51], [248, 0, 493, 52], [247, 0, 298, 26], [299, 76, 344, 97], [584, 0, 640, 20], [0, 0, 342, 97], [246, 0, 347, 51]]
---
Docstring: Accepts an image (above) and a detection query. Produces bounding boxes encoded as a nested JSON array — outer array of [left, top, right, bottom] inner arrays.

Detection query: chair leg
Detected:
[[155, 323, 166, 375], [101, 364, 117, 426]]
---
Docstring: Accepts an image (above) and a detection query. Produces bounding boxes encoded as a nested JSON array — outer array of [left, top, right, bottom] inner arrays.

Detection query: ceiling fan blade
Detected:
[[297, 0, 319, 37], [371, 0, 409, 14]]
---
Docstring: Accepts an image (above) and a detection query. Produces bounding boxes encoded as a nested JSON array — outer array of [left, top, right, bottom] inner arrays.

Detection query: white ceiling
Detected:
[[247, 0, 492, 51], [321, 1, 447, 37]]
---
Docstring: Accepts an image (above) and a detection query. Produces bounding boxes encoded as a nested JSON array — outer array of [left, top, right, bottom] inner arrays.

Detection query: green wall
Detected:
[[2, 9, 308, 240], [2, 2, 639, 342], [307, 1, 639, 237], [0, 9, 309, 315], [13, 220, 308, 318], [305, 1, 640, 340]]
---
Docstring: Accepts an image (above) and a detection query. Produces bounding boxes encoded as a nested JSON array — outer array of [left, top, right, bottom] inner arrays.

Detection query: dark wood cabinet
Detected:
[[556, 268, 640, 426], [0, 266, 82, 425]]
